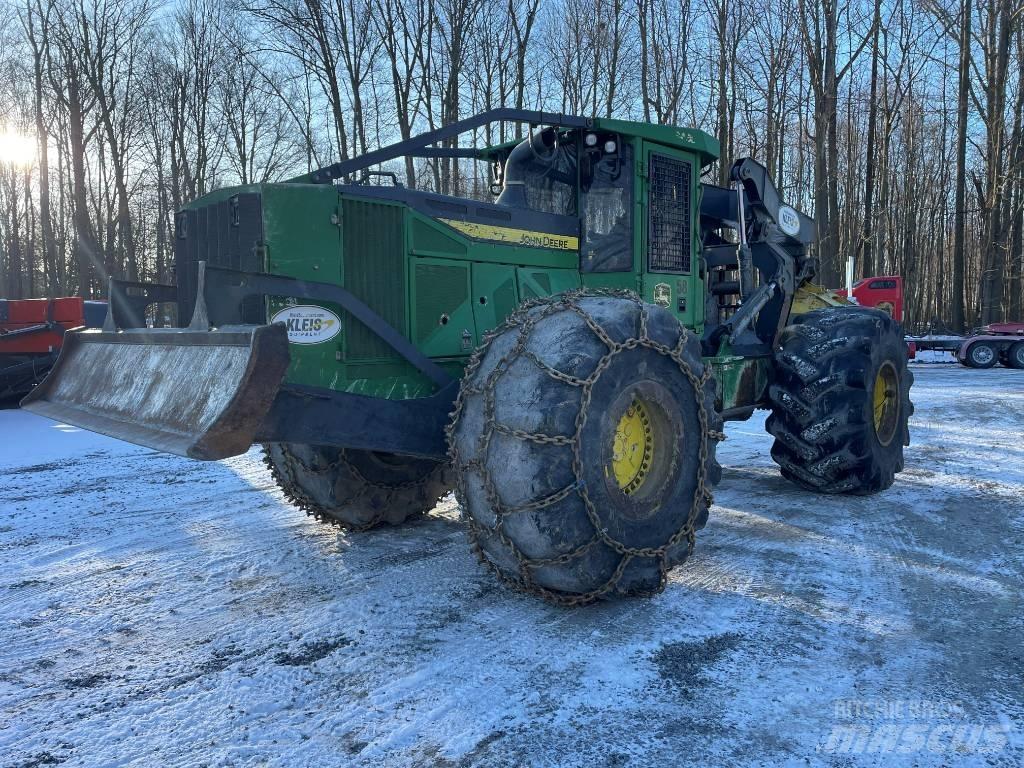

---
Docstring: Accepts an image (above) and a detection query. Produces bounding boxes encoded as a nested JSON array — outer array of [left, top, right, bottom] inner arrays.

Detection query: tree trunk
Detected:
[[951, 0, 972, 330], [859, 0, 881, 279]]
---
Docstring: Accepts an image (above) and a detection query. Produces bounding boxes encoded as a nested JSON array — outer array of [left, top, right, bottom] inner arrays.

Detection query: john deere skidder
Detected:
[[24, 109, 913, 603]]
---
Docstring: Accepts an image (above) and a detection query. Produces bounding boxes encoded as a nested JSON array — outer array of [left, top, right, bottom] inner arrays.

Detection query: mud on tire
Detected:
[[263, 444, 450, 531], [447, 291, 722, 604], [766, 307, 913, 494]]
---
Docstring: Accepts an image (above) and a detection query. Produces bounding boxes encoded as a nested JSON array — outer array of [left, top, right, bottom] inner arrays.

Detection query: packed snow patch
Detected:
[[1, 365, 1022, 766]]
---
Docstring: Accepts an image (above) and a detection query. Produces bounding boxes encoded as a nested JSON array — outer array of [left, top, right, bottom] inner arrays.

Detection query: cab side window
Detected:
[[581, 142, 633, 273]]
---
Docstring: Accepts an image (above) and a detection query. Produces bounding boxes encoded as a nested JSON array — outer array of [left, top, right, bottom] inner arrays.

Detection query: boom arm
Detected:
[[700, 158, 817, 354]]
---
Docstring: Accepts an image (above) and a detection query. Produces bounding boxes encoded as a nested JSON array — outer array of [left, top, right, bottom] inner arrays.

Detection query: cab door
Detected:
[[641, 143, 702, 331], [578, 136, 637, 291]]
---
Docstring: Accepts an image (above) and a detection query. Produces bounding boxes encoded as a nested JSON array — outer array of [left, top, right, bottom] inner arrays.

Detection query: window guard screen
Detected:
[[648, 154, 692, 273]]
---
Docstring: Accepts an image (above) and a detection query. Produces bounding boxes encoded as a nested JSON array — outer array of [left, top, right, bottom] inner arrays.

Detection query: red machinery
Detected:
[[841, 275, 1024, 369], [831, 275, 915, 357], [826, 273, 1024, 368], [0, 297, 106, 399], [835, 276, 904, 323]]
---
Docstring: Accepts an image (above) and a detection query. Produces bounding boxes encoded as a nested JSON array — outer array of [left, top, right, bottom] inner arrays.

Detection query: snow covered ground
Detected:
[[1, 364, 1022, 767], [910, 348, 958, 364]]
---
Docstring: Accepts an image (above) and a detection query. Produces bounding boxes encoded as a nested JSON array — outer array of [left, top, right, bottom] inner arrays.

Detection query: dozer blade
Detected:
[[21, 324, 290, 460]]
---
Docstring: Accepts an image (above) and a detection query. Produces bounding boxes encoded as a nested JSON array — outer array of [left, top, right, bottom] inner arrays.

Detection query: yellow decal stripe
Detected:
[[438, 218, 579, 251]]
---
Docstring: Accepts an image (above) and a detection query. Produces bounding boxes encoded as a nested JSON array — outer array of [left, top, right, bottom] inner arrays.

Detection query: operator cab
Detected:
[[496, 127, 634, 274]]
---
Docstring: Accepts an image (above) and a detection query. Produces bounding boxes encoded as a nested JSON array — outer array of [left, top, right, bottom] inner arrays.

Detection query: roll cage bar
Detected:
[[294, 109, 593, 185]]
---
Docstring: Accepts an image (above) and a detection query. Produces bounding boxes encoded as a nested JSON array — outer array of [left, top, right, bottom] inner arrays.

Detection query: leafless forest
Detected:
[[0, 0, 1022, 329]]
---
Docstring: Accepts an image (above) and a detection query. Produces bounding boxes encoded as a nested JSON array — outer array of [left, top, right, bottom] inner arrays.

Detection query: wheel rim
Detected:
[[972, 344, 995, 365], [872, 362, 900, 446], [612, 399, 655, 495]]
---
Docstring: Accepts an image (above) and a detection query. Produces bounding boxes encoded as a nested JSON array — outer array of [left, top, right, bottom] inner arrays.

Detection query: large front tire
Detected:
[[448, 291, 722, 604], [767, 307, 913, 494], [263, 444, 450, 530]]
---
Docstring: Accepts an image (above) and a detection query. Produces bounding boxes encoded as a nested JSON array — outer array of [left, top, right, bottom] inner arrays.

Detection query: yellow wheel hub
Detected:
[[872, 362, 899, 446], [612, 399, 655, 495]]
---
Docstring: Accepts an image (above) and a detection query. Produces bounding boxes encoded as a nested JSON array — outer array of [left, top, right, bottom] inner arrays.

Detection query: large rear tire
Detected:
[[447, 291, 722, 604], [766, 307, 913, 494], [263, 444, 450, 530]]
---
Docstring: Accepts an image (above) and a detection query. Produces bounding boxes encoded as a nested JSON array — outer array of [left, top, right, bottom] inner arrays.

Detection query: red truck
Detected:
[[839, 275, 1024, 368], [836, 276, 904, 322], [832, 275, 919, 358], [0, 297, 106, 399]]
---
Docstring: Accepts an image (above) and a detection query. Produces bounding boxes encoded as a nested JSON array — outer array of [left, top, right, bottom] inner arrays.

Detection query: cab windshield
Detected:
[[496, 130, 577, 216]]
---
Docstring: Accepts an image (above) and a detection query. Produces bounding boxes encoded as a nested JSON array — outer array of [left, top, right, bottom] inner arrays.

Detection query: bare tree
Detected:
[[46, 0, 102, 296], [798, 0, 874, 284], [0, 0, 1019, 325], [20, 0, 59, 294], [637, 0, 695, 125]]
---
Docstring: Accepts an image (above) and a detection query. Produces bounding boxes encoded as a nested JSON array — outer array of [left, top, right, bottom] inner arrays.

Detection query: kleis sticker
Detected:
[[270, 305, 342, 345]]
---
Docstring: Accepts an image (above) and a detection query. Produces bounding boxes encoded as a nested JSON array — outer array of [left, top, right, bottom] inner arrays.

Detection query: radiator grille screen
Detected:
[[343, 199, 407, 360], [648, 154, 692, 273]]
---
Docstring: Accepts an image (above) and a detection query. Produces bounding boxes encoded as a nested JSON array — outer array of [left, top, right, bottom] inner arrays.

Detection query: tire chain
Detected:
[[446, 289, 725, 606], [261, 443, 448, 533]]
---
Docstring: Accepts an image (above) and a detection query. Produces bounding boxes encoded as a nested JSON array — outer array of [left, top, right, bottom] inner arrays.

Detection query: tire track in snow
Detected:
[[2, 366, 1023, 766]]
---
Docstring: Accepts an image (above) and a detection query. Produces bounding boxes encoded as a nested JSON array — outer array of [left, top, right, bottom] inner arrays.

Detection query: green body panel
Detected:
[[189, 119, 768, 419], [411, 257, 474, 357], [409, 211, 577, 268], [707, 354, 771, 416], [261, 184, 348, 392], [471, 262, 521, 336], [517, 267, 582, 299]]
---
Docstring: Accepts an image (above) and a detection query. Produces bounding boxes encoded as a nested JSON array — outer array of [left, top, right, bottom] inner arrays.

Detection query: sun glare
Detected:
[[0, 130, 37, 168]]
